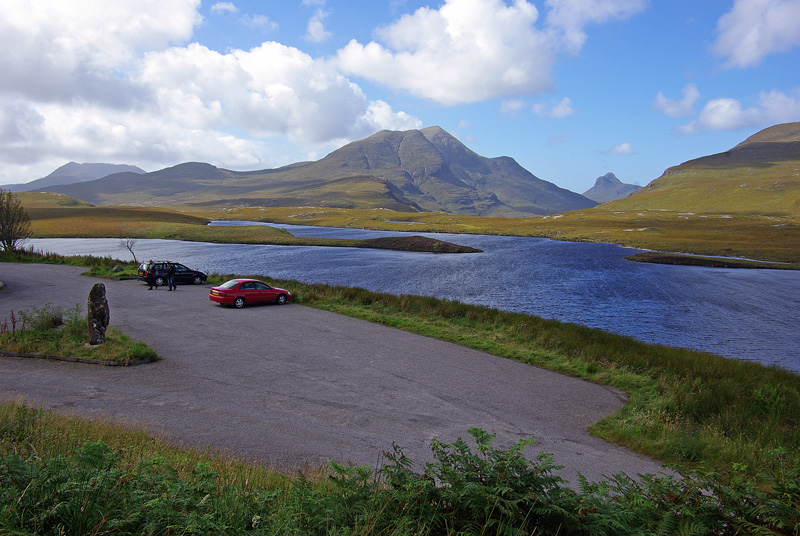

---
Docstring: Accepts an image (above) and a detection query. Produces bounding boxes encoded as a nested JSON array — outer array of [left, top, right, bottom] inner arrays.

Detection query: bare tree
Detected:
[[120, 237, 138, 264], [0, 189, 31, 252]]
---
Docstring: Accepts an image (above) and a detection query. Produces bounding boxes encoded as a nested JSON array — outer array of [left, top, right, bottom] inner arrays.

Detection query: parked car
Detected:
[[137, 261, 207, 286], [209, 278, 292, 308]]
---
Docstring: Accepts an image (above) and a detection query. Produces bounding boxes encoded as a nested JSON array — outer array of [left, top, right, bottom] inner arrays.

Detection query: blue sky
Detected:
[[2, 0, 800, 194]]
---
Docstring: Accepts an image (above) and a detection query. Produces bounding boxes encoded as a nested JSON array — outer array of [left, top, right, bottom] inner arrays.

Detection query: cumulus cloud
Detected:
[[335, 0, 647, 105], [0, 0, 201, 107], [713, 0, 800, 68], [306, 8, 333, 42], [653, 83, 700, 118], [609, 142, 635, 155], [544, 0, 648, 53], [336, 0, 554, 105], [677, 88, 800, 134], [0, 0, 422, 184]]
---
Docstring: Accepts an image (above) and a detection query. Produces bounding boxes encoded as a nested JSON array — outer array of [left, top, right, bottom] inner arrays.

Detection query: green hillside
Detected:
[[605, 122, 800, 216]]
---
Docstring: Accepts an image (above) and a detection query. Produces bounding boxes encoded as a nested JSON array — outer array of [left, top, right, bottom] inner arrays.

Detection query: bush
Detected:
[[2, 430, 799, 535]]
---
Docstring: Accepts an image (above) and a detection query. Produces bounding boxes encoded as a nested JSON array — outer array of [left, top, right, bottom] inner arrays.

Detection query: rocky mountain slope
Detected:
[[38, 127, 597, 217]]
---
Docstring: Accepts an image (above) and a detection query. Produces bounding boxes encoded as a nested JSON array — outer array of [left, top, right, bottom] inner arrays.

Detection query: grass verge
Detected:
[[0, 303, 159, 365]]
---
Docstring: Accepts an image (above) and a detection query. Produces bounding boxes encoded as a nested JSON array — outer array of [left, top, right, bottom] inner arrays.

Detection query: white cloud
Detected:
[[653, 83, 700, 118], [713, 0, 800, 68], [550, 97, 575, 118], [242, 14, 279, 31], [544, 0, 648, 53], [0, 1, 423, 184], [210, 2, 239, 14], [500, 99, 527, 117], [335, 0, 648, 105], [305, 8, 332, 43], [336, 0, 554, 105], [0, 0, 201, 107], [609, 142, 635, 155], [532, 97, 574, 118], [677, 88, 800, 134]]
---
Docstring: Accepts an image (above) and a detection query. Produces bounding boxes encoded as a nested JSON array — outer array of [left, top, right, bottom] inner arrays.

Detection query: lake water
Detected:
[[27, 222, 800, 373]]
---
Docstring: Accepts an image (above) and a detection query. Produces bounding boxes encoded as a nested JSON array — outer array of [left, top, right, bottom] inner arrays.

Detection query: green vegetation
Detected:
[[194, 204, 800, 265], [0, 303, 159, 365], [0, 189, 31, 252], [4, 249, 799, 473], [626, 251, 800, 269], [3, 252, 800, 533], [2, 410, 798, 535], [19, 193, 480, 253]]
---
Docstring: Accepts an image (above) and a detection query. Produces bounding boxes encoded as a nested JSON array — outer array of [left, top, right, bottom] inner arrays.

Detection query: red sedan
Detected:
[[209, 279, 292, 308]]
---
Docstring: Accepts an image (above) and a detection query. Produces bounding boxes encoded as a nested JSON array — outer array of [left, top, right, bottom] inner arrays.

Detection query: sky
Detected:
[[2, 0, 800, 194]]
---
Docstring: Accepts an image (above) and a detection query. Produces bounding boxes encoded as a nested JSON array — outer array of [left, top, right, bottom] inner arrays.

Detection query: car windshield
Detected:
[[219, 280, 240, 289]]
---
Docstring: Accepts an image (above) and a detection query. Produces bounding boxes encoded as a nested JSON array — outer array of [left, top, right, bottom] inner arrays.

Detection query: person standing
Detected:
[[147, 260, 157, 290], [167, 261, 176, 291]]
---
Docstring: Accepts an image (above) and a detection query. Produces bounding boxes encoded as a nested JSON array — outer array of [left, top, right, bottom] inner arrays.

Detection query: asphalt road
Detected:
[[0, 263, 667, 483]]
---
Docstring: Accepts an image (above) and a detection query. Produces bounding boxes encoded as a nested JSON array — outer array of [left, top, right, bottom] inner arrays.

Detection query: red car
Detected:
[[209, 279, 292, 308]]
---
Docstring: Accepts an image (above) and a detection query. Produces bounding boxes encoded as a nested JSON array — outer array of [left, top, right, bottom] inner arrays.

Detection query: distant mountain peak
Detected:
[[1, 162, 146, 192], [583, 172, 641, 203]]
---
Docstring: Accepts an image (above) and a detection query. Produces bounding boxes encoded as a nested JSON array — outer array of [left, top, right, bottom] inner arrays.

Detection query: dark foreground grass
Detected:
[[2, 406, 799, 535]]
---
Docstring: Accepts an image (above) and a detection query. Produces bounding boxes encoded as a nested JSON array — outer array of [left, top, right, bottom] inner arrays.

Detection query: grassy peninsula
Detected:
[[18, 193, 480, 254]]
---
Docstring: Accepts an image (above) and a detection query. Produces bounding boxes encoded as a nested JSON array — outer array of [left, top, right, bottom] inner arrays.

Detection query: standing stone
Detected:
[[87, 283, 110, 345]]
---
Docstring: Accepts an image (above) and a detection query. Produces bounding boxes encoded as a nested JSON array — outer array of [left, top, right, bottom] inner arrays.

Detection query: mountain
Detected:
[[604, 122, 800, 216], [2, 162, 146, 192], [38, 127, 597, 217], [582, 173, 641, 203]]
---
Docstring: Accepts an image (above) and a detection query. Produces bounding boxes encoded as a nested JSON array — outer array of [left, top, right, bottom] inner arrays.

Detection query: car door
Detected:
[[173, 263, 189, 284], [251, 281, 276, 303]]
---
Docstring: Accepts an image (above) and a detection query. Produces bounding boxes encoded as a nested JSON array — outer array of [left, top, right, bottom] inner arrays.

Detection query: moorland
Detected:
[[2, 122, 800, 533]]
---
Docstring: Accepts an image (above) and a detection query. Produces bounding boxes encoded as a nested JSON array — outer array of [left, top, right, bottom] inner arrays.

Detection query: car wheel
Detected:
[[233, 297, 245, 308], [193, 275, 203, 285], [276, 294, 287, 305], [155, 277, 165, 286]]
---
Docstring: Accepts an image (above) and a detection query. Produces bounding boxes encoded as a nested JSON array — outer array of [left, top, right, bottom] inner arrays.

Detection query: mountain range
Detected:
[[9, 122, 800, 218], [582, 173, 641, 203], [23, 126, 597, 217], [1, 162, 145, 192]]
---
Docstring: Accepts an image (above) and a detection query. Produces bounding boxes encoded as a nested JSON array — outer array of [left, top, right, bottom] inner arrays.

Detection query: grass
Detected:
[[20, 197, 480, 253], [2, 403, 799, 535], [4, 249, 799, 474], [3, 252, 800, 533], [189, 204, 800, 265], [19, 192, 800, 263], [626, 251, 800, 269], [0, 303, 159, 365]]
